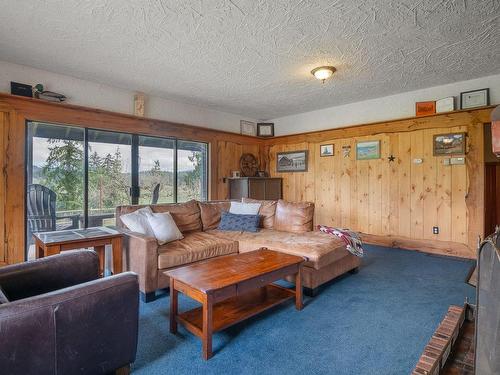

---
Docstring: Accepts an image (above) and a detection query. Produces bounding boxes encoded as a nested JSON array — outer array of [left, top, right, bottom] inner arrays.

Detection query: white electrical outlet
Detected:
[[450, 157, 465, 165]]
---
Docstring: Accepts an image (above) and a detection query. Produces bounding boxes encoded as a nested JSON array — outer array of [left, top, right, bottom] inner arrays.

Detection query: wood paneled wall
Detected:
[[267, 108, 493, 258], [215, 141, 261, 200]]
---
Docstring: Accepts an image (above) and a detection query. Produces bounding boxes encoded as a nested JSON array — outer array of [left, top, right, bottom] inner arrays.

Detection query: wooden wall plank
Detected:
[[398, 133, 412, 238], [422, 129, 438, 241], [451, 126, 468, 244], [410, 131, 424, 239]]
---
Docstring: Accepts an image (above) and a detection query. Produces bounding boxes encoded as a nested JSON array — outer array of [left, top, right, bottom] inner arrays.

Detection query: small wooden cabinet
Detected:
[[229, 177, 282, 200]]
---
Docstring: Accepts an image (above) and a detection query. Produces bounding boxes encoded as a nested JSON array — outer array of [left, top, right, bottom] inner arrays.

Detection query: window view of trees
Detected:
[[28, 123, 208, 233], [88, 147, 131, 210], [178, 150, 205, 201], [40, 139, 84, 212]]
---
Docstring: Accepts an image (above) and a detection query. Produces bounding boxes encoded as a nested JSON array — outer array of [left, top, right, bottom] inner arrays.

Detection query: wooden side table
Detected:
[[33, 227, 123, 276]]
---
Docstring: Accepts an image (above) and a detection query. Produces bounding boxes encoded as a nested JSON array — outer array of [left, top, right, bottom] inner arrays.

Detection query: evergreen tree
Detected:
[[42, 139, 84, 210], [88, 148, 130, 210]]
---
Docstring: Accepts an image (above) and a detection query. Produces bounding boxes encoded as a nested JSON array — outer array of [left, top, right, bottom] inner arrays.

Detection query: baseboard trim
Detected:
[[359, 233, 474, 259]]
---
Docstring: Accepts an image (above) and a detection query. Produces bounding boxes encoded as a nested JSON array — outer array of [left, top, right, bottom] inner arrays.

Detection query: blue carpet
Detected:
[[132, 245, 475, 375]]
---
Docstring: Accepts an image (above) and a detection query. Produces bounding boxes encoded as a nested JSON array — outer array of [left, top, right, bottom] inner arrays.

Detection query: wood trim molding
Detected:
[[265, 106, 495, 145], [0, 93, 264, 145], [360, 233, 474, 259]]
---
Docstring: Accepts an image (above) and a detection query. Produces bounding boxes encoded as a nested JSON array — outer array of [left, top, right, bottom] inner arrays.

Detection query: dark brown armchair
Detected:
[[0, 250, 139, 375]]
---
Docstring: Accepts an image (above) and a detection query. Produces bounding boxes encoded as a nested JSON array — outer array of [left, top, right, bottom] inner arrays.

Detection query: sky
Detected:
[[32, 138, 200, 172]]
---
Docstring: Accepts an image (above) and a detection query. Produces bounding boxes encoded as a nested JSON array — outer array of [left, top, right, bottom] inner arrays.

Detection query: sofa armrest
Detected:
[[121, 229, 159, 294], [0, 250, 99, 301], [0, 272, 139, 375]]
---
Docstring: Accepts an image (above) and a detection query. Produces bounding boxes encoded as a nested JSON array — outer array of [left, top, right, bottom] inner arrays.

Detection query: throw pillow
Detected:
[[242, 198, 277, 229], [0, 286, 9, 304], [146, 212, 184, 245], [120, 206, 155, 237], [229, 201, 261, 215], [218, 211, 260, 232]]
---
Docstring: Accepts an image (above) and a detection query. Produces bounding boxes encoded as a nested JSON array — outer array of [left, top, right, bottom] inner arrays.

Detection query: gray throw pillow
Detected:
[[0, 286, 9, 304], [218, 211, 260, 232]]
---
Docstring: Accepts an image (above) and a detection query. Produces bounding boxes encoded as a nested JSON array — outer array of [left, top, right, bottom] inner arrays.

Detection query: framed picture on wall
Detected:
[[276, 150, 308, 172], [433, 132, 466, 156], [460, 88, 489, 109], [320, 144, 334, 157], [356, 140, 380, 160], [257, 123, 275, 137], [240, 120, 256, 136]]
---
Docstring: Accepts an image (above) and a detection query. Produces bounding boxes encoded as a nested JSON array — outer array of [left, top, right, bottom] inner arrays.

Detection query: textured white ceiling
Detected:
[[0, 0, 499, 119]]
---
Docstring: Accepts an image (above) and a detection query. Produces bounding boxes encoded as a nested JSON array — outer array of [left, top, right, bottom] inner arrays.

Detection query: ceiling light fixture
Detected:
[[311, 66, 336, 83]]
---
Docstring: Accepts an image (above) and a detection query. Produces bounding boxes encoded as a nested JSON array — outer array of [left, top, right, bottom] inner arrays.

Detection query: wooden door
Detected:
[[485, 163, 500, 237]]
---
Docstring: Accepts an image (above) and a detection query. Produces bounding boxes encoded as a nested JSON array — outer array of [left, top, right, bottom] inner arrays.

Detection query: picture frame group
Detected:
[[415, 87, 489, 117]]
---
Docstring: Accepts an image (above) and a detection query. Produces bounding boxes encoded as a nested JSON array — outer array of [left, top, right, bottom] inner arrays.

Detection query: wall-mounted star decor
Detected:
[[388, 154, 396, 162]]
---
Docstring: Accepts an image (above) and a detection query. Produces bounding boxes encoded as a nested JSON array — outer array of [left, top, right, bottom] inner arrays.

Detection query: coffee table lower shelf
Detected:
[[177, 284, 295, 336]]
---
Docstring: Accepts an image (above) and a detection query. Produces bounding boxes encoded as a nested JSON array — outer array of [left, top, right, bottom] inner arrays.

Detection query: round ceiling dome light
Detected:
[[311, 66, 336, 83]]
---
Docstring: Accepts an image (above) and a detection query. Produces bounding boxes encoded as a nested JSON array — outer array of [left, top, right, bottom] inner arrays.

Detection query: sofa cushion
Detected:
[[157, 232, 238, 269], [242, 198, 277, 229], [218, 211, 260, 232], [147, 212, 184, 245], [151, 200, 202, 233], [198, 201, 231, 231], [207, 229, 348, 270], [274, 200, 314, 233]]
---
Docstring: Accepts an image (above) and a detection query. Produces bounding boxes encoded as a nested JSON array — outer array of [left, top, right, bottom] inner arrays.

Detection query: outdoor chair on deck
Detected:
[[151, 183, 161, 204], [26, 184, 79, 243]]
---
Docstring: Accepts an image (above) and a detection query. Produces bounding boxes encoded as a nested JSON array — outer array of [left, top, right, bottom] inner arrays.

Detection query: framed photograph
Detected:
[[436, 97, 455, 113], [257, 122, 274, 137], [433, 132, 466, 156], [231, 170, 241, 178], [416, 101, 436, 116], [240, 120, 256, 136], [276, 150, 308, 172], [342, 145, 351, 158], [320, 144, 334, 157], [460, 88, 489, 109], [356, 140, 380, 160]]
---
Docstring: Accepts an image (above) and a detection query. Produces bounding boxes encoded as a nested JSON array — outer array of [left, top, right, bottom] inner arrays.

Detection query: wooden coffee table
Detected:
[[165, 249, 304, 360]]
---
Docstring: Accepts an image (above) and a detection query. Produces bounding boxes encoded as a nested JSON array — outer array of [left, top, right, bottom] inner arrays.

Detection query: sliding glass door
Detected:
[[26, 121, 209, 254]]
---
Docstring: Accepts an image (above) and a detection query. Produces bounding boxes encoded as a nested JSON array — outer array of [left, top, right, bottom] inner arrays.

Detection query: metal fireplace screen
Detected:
[[475, 230, 500, 375]]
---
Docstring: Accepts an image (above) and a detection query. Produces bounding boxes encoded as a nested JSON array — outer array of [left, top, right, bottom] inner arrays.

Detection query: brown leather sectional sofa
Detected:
[[116, 199, 361, 302]]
